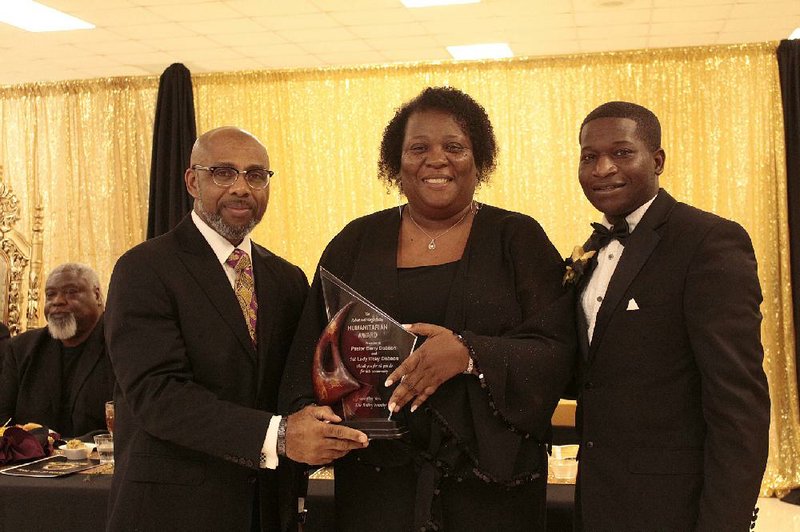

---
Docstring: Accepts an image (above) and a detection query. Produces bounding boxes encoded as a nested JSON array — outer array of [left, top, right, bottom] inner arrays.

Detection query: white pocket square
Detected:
[[626, 298, 640, 311]]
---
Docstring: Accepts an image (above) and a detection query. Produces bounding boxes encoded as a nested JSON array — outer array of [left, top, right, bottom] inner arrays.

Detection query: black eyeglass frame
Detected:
[[191, 165, 273, 189]]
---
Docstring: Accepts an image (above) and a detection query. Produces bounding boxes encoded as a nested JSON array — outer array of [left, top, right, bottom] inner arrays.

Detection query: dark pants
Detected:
[[334, 455, 546, 532]]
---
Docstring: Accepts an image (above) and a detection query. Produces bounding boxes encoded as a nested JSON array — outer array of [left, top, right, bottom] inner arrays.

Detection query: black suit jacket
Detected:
[[0, 318, 113, 437], [104, 216, 308, 532], [574, 190, 770, 531]]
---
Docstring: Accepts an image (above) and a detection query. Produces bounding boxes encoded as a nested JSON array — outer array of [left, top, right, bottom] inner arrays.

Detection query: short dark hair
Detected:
[[580, 101, 661, 151], [378, 86, 498, 187]]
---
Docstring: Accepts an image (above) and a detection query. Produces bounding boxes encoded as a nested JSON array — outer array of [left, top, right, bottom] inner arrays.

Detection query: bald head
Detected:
[[190, 126, 267, 166]]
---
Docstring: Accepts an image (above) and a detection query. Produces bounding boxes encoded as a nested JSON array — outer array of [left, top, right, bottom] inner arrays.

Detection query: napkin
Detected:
[[0, 426, 48, 465]]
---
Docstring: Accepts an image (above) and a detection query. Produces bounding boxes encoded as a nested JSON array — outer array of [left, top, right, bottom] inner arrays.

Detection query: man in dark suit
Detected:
[[0, 263, 112, 437], [105, 126, 368, 532], [571, 101, 770, 531]]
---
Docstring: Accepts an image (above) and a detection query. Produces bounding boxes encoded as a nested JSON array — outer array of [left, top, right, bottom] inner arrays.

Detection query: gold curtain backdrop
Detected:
[[0, 41, 796, 495]]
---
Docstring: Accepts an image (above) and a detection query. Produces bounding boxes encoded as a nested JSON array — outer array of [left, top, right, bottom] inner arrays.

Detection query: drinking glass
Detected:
[[105, 401, 115, 435], [94, 434, 114, 464]]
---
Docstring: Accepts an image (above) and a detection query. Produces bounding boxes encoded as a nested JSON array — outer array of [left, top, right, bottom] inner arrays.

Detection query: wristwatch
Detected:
[[277, 417, 288, 457]]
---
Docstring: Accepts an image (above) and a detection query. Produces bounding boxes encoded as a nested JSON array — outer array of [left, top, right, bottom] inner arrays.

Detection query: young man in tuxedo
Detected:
[[105, 126, 368, 531], [572, 101, 770, 531]]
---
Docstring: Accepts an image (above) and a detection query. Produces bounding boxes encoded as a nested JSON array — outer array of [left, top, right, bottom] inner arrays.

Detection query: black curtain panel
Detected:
[[778, 40, 800, 390], [146, 63, 197, 239]]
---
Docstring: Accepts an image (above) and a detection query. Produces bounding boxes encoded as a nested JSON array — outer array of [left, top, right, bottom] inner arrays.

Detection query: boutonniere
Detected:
[[563, 246, 596, 286]]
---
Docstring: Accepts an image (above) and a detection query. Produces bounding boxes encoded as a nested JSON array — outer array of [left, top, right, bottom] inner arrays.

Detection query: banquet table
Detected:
[[0, 467, 574, 531]]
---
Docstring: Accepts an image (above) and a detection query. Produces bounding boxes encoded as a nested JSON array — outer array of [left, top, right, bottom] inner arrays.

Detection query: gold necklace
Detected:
[[406, 202, 475, 251]]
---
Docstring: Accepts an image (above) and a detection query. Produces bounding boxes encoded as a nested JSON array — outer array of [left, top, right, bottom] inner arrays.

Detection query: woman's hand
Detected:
[[384, 323, 471, 414]]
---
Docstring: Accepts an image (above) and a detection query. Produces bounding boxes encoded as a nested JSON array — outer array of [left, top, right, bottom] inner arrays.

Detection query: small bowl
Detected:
[[551, 458, 578, 480], [60, 443, 92, 460]]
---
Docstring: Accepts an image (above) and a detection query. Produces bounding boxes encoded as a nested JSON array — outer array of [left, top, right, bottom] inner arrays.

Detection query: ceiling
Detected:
[[0, 0, 797, 86]]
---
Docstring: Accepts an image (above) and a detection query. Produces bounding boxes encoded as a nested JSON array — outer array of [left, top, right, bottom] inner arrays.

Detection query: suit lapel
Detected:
[[174, 217, 256, 361], [251, 244, 278, 398], [588, 190, 676, 361], [65, 319, 105, 414]]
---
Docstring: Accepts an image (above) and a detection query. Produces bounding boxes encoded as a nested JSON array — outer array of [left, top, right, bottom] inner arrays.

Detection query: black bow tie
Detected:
[[589, 220, 630, 249]]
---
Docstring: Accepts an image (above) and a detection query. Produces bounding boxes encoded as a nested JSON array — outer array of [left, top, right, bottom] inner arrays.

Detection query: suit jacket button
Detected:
[[584, 382, 593, 390], [586, 441, 594, 448]]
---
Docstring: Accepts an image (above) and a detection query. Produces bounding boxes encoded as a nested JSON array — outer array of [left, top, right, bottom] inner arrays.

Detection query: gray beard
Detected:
[[197, 199, 257, 242], [47, 313, 77, 340]]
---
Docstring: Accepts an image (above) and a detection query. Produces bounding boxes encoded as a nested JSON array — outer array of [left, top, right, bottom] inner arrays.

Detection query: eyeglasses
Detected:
[[191, 165, 273, 190]]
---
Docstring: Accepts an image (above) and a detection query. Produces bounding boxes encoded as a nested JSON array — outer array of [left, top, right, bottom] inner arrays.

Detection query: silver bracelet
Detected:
[[277, 417, 288, 457], [464, 356, 474, 375], [453, 332, 475, 374]]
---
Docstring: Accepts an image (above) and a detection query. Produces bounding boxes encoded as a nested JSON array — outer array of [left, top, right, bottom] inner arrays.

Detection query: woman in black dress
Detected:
[[280, 86, 575, 531]]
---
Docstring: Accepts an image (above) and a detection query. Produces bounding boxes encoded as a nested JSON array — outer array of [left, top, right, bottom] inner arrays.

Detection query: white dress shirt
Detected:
[[191, 211, 281, 469], [580, 195, 657, 343]]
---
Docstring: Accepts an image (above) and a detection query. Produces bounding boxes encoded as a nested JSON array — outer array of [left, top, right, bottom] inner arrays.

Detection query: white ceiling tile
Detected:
[[313, 0, 402, 11], [276, 27, 359, 43], [515, 40, 582, 57], [256, 55, 326, 69], [578, 23, 649, 39], [70, 6, 167, 26], [730, 1, 800, 19], [252, 13, 340, 30], [227, 0, 320, 17], [180, 17, 267, 35], [381, 47, 451, 62], [0, 0, 794, 84], [495, 13, 576, 30], [652, 0, 731, 6], [328, 8, 416, 26], [147, 35, 229, 51], [188, 56, 263, 72], [573, 0, 653, 9], [717, 29, 792, 42], [723, 17, 795, 32], [231, 43, 309, 59], [504, 27, 578, 41], [652, 5, 733, 22], [347, 22, 429, 39], [315, 50, 387, 66], [109, 50, 183, 64], [109, 23, 197, 39], [580, 36, 649, 52], [405, 2, 497, 21], [368, 35, 441, 50], [575, 8, 651, 26], [646, 33, 719, 48], [71, 38, 158, 55], [298, 40, 373, 54], [649, 20, 724, 35], [145, 2, 242, 21], [206, 32, 288, 47]]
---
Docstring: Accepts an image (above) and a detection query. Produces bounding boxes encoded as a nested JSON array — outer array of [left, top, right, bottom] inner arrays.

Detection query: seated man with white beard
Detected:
[[0, 263, 113, 437]]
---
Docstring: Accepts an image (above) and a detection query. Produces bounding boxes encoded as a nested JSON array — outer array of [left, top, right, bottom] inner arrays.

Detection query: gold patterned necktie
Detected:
[[226, 249, 258, 344]]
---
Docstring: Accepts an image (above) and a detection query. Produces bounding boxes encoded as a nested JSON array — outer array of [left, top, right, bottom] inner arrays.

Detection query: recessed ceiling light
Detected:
[[790, 27, 800, 39], [447, 43, 513, 60], [402, 0, 480, 7], [0, 1, 94, 32]]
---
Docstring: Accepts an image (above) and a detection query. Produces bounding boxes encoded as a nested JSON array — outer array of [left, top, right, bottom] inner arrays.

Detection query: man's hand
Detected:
[[285, 405, 368, 465], [384, 323, 470, 414]]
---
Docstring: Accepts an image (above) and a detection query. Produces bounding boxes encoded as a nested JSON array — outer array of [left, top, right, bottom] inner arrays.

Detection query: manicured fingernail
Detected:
[[410, 404, 418, 413], [402, 324, 411, 329], [384, 379, 393, 387], [388, 402, 396, 413]]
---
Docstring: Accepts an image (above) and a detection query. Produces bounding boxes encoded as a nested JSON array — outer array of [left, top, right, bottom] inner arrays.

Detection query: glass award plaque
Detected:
[[312, 267, 417, 439]]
